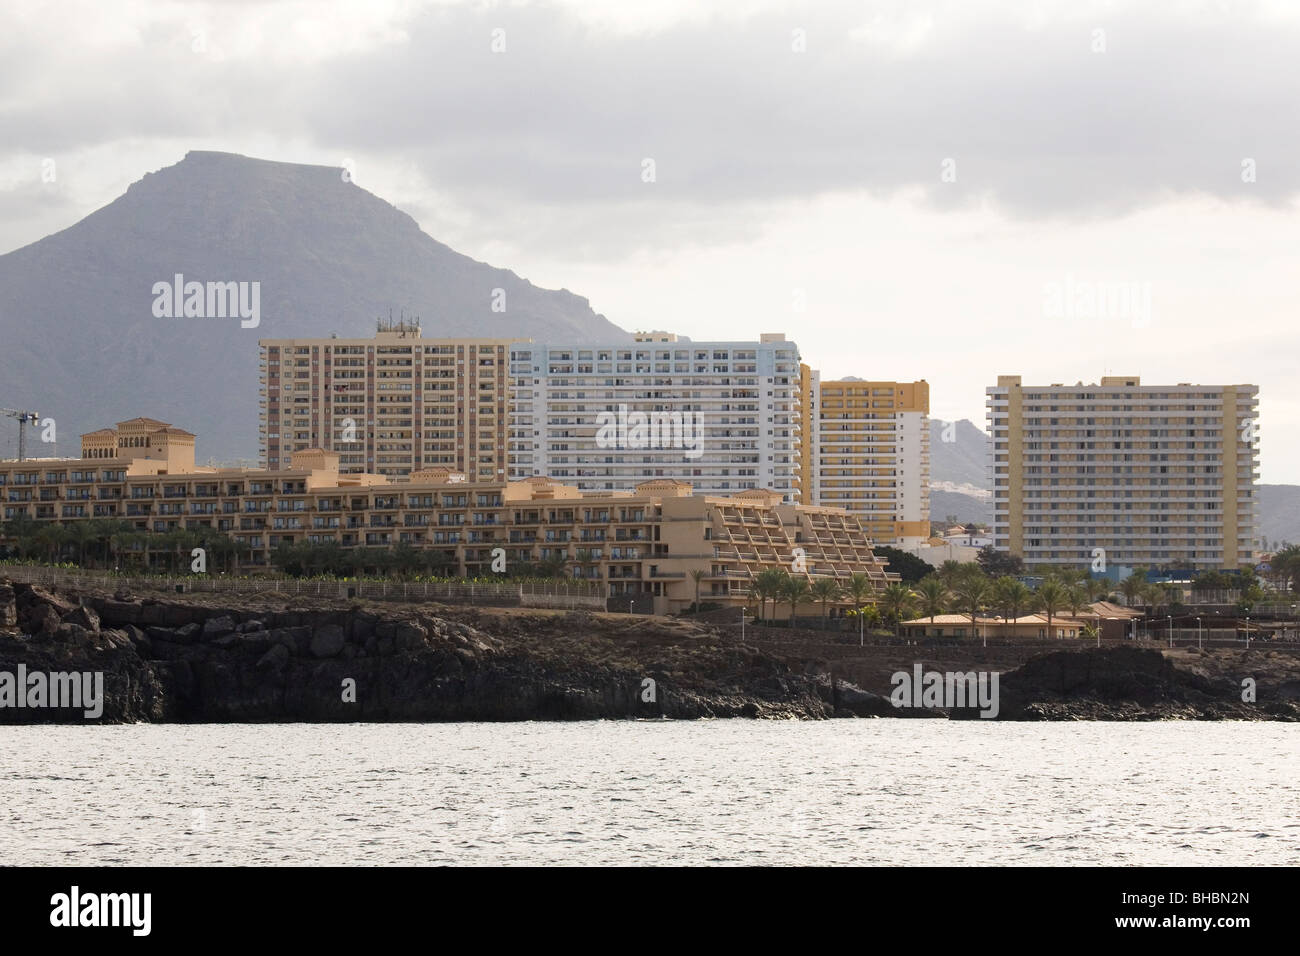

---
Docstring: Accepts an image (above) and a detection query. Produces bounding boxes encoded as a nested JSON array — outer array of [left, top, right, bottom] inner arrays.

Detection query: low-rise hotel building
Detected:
[[0, 418, 898, 615]]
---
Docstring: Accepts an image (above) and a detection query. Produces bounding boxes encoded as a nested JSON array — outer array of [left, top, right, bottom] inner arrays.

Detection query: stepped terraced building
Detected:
[[0, 419, 898, 615], [986, 375, 1259, 570], [258, 321, 521, 481]]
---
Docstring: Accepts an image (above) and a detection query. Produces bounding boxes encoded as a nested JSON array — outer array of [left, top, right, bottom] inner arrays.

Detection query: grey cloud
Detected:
[[1, 2, 1297, 225]]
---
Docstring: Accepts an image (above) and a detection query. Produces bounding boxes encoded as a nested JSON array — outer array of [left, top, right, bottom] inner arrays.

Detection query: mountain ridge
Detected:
[[0, 150, 629, 462]]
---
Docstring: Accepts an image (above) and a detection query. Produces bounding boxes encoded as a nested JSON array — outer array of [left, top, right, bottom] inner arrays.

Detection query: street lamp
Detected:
[[1167, 615, 1173, 649], [1196, 616, 1202, 651], [1245, 615, 1251, 649]]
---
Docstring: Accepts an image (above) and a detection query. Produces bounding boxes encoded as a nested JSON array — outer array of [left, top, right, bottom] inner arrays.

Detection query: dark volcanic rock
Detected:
[[7, 577, 1293, 724], [62, 605, 100, 633], [310, 625, 347, 659], [996, 646, 1299, 720], [0, 583, 18, 627], [202, 616, 236, 639]]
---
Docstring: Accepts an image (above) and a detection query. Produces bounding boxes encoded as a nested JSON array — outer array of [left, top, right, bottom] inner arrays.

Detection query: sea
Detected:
[[4, 721, 1297, 865]]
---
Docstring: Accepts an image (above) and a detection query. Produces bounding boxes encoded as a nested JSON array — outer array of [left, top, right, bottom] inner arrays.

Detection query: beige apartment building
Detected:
[[986, 375, 1259, 570], [801, 374, 931, 547], [0, 418, 898, 615], [258, 320, 523, 481]]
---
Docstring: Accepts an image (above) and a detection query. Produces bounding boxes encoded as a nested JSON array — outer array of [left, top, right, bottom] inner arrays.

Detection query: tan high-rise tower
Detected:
[[986, 375, 1259, 570], [259, 321, 525, 479]]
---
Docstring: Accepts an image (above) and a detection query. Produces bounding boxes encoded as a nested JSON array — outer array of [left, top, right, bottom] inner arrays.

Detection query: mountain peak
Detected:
[[0, 152, 629, 461]]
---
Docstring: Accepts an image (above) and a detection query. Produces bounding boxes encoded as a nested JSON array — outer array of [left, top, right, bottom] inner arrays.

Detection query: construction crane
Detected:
[[1, 409, 40, 461]]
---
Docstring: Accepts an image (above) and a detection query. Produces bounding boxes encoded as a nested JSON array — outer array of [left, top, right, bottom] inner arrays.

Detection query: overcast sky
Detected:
[[2, 0, 1298, 481]]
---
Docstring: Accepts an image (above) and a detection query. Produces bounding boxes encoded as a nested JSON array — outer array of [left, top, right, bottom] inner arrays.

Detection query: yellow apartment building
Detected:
[[808, 376, 931, 547], [986, 375, 1259, 570]]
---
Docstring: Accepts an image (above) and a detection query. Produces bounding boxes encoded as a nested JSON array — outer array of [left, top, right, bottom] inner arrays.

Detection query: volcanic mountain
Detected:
[[0, 151, 628, 462]]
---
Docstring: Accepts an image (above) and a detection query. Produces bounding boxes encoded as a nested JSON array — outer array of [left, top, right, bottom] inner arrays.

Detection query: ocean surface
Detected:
[[4, 722, 1298, 865]]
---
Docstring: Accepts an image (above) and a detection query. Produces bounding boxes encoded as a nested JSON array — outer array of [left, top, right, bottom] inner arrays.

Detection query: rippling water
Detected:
[[4, 722, 1298, 865]]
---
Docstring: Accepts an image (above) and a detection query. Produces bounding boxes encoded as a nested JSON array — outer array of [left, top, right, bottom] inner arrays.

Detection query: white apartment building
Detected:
[[986, 375, 1259, 570], [508, 332, 804, 503]]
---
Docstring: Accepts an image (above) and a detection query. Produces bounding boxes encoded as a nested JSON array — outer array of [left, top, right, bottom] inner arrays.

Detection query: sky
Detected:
[[2, 0, 1298, 481]]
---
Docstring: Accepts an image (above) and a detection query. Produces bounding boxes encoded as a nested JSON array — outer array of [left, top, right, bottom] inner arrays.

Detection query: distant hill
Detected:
[[0, 151, 629, 462], [929, 418, 989, 490], [930, 489, 992, 527], [1259, 485, 1300, 549]]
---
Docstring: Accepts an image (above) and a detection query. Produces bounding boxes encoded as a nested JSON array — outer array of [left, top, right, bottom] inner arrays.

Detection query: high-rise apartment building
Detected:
[[809, 378, 931, 547], [986, 375, 1259, 570], [259, 322, 523, 480], [508, 332, 804, 502]]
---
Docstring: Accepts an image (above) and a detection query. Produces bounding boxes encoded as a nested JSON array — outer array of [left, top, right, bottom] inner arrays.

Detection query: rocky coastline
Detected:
[[2, 578, 1297, 723]]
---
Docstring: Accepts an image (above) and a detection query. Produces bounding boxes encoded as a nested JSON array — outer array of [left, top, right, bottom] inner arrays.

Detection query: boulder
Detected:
[[310, 624, 347, 659], [0, 583, 16, 628], [16, 584, 76, 617], [172, 622, 202, 644], [62, 604, 101, 633], [28, 604, 62, 638], [268, 626, 311, 655], [1277, 680, 1300, 701], [54, 622, 93, 644], [201, 616, 236, 639], [96, 599, 143, 625], [257, 643, 290, 670], [236, 619, 266, 634], [393, 622, 428, 650]]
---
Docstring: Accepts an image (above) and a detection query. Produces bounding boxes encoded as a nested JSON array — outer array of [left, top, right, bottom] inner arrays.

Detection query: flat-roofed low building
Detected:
[[1, 419, 898, 615]]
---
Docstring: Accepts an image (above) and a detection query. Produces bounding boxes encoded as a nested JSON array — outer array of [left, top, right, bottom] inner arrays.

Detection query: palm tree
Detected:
[[1083, 577, 1113, 603], [753, 567, 788, 622], [809, 577, 841, 625], [1142, 581, 1167, 618], [1065, 583, 1087, 619], [1119, 568, 1149, 608], [536, 552, 569, 579], [916, 576, 949, 624], [689, 568, 707, 611], [33, 523, 68, 564], [781, 573, 812, 625], [1035, 577, 1068, 638], [108, 522, 143, 570], [992, 575, 1032, 626], [950, 568, 992, 635], [63, 521, 93, 567], [879, 582, 916, 637], [844, 572, 873, 611], [1, 514, 41, 560], [1270, 545, 1300, 593], [937, 560, 966, 589]]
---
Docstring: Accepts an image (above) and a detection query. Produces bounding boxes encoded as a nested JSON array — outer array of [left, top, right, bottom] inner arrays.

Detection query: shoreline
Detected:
[[3, 578, 1299, 724]]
